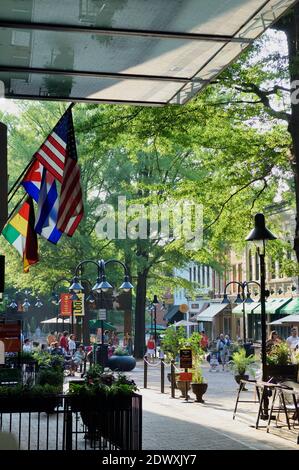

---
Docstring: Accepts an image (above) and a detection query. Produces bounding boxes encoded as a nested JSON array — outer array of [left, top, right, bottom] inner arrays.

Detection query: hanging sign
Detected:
[[179, 372, 192, 382], [73, 293, 85, 316], [180, 348, 192, 369], [97, 309, 107, 320], [60, 293, 72, 317], [179, 304, 189, 313]]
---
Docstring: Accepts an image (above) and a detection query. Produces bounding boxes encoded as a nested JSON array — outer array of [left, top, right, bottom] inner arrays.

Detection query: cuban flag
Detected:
[[34, 167, 62, 244], [22, 159, 43, 203], [22, 160, 62, 244]]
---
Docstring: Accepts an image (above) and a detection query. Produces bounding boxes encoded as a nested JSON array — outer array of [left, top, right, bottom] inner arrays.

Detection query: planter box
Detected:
[[107, 355, 136, 371], [0, 395, 62, 413], [265, 364, 298, 382]]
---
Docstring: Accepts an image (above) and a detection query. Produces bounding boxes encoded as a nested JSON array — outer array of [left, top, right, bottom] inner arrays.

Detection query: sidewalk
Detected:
[[130, 361, 299, 450]]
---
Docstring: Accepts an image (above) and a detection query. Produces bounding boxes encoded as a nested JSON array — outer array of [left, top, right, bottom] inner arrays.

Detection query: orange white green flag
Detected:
[[1, 197, 39, 272]]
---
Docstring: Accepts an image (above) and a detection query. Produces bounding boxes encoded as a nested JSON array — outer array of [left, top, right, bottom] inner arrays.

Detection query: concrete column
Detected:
[[0, 122, 8, 233]]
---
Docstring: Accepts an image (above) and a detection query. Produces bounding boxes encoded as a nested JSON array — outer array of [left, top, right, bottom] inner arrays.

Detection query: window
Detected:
[[189, 267, 192, 282], [193, 266, 197, 283], [255, 253, 259, 280], [202, 266, 205, 286], [248, 250, 253, 279], [79, 0, 98, 22], [198, 266, 201, 285], [207, 266, 210, 287], [238, 263, 242, 282]]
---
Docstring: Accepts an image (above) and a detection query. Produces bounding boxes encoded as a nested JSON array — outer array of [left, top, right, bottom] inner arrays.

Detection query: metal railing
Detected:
[[0, 393, 142, 450]]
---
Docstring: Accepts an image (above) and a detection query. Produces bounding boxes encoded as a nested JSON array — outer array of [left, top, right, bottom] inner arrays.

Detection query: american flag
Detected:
[[35, 107, 84, 236], [56, 109, 84, 236], [35, 110, 69, 183]]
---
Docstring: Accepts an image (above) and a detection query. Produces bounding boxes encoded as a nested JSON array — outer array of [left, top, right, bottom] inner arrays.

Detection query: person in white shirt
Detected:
[[23, 338, 32, 353], [286, 328, 299, 350], [68, 334, 76, 356]]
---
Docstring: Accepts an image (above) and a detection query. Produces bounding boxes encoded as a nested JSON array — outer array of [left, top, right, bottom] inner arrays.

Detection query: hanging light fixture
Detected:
[[69, 276, 84, 293], [9, 299, 18, 309], [120, 275, 134, 292], [35, 297, 43, 308], [22, 298, 31, 311], [234, 293, 243, 304], [98, 275, 113, 293]]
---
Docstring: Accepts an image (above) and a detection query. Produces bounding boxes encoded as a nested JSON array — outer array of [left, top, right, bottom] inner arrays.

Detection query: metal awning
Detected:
[[232, 302, 260, 315], [196, 303, 228, 322], [0, 0, 297, 105], [270, 314, 299, 325], [252, 298, 292, 314], [40, 316, 70, 324], [279, 297, 299, 315]]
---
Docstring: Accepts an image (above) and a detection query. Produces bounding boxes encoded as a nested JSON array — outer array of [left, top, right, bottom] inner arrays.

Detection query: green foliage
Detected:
[[228, 348, 257, 376], [161, 326, 186, 361], [114, 347, 129, 356], [36, 368, 63, 388], [266, 342, 291, 366], [179, 332, 205, 384]]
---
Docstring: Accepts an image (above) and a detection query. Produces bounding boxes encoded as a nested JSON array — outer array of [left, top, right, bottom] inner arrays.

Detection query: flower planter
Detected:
[[176, 380, 191, 398], [191, 383, 208, 403], [0, 395, 62, 413], [234, 374, 249, 385], [107, 355, 136, 372], [264, 365, 298, 382]]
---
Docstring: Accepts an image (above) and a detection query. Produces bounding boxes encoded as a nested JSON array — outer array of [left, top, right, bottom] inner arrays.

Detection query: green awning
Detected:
[[89, 320, 116, 330], [232, 302, 260, 315], [280, 297, 299, 315], [251, 298, 292, 315]]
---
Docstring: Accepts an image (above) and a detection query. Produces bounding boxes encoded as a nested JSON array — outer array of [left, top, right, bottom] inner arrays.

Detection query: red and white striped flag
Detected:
[[36, 107, 84, 236]]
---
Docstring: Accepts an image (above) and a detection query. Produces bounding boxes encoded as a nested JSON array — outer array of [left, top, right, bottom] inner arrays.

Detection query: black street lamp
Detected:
[[152, 295, 159, 357], [69, 258, 133, 365], [245, 213, 277, 382], [222, 281, 261, 342]]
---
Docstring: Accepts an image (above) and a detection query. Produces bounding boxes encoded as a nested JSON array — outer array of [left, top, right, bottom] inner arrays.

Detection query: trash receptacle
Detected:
[[244, 342, 254, 357], [95, 344, 109, 367]]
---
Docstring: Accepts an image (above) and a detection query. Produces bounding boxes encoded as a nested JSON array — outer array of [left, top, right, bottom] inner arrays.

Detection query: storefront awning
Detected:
[[270, 314, 299, 325], [252, 298, 292, 315], [280, 297, 299, 315], [232, 302, 260, 315], [0, 0, 297, 105], [196, 303, 228, 322]]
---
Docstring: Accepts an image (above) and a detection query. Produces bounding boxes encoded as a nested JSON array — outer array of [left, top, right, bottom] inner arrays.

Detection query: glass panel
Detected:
[[0, 27, 225, 79], [170, 41, 248, 104], [1, 0, 267, 37], [0, 71, 181, 103]]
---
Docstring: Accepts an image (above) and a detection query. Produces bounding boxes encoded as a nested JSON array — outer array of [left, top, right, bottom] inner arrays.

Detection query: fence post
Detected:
[[64, 399, 73, 450], [144, 355, 148, 389], [171, 360, 175, 398], [161, 360, 165, 394]]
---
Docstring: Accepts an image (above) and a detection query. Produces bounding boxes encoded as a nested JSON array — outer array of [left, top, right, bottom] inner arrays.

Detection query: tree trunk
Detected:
[[276, 6, 299, 262], [134, 269, 148, 358]]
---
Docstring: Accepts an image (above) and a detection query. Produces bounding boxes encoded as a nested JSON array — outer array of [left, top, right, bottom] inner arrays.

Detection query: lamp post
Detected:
[[152, 295, 159, 357], [69, 258, 133, 366], [222, 281, 261, 342], [245, 213, 277, 383]]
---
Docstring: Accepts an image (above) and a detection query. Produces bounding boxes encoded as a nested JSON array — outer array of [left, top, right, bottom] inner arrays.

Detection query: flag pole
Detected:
[[8, 157, 35, 201], [8, 102, 75, 202]]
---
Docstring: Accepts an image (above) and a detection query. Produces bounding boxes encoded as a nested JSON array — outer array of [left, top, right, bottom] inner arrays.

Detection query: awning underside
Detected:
[[0, 0, 297, 105]]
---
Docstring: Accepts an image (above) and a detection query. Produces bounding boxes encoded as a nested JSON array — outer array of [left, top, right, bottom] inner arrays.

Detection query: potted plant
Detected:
[[179, 332, 208, 403], [228, 348, 257, 384], [161, 326, 186, 384], [108, 347, 136, 371], [266, 342, 298, 381]]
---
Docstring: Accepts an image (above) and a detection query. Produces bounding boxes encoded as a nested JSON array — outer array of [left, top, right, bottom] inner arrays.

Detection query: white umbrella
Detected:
[[171, 320, 195, 327], [40, 317, 70, 324]]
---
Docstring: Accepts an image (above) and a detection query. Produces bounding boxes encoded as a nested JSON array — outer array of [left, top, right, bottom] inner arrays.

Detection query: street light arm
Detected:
[[74, 259, 100, 277], [103, 259, 129, 275], [244, 280, 261, 291], [223, 281, 243, 294], [52, 278, 71, 293]]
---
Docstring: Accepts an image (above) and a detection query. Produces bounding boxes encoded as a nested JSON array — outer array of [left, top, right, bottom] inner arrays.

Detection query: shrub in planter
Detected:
[[0, 384, 62, 413], [266, 343, 298, 381], [228, 348, 258, 385], [108, 348, 136, 371]]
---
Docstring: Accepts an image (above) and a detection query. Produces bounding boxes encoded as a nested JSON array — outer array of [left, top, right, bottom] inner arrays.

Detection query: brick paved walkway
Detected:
[[129, 360, 299, 450]]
